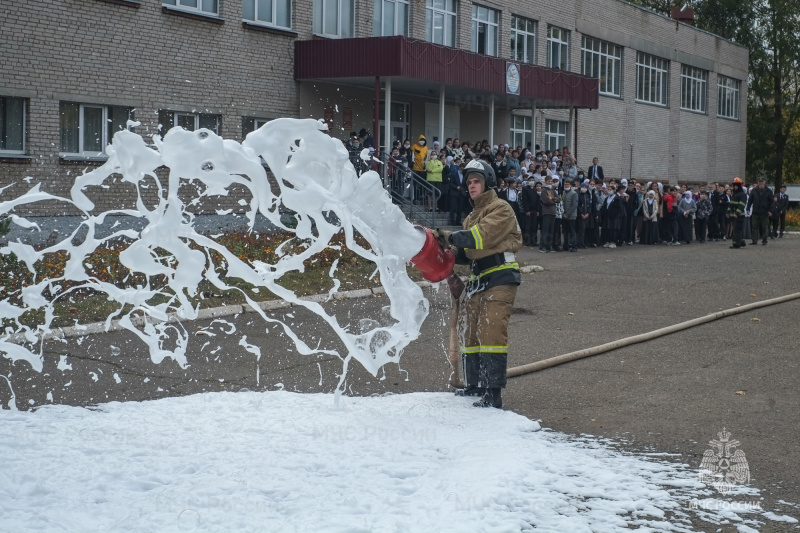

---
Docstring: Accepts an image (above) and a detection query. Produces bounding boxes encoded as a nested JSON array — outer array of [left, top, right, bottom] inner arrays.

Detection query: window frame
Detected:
[[425, 0, 457, 47], [471, 4, 499, 56], [680, 65, 708, 114], [158, 110, 221, 136], [717, 75, 741, 120], [581, 36, 622, 97], [313, 0, 355, 38], [0, 96, 27, 155], [59, 102, 133, 158], [547, 26, 569, 70], [242, 116, 271, 138], [162, 0, 219, 16], [510, 114, 533, 152], [544, 119, 567, 153], [510, 15, 537, 64], [243, 0, 292, 29], [635, 52, 669, 107], [373, 0, 409, 37]]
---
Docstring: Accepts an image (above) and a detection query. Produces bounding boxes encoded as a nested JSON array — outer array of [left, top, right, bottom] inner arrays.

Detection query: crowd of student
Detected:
[[340, 130, 791, 251]]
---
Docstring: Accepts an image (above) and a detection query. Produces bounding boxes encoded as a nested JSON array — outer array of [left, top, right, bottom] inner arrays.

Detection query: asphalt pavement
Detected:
[[2, 233, 799, 531]]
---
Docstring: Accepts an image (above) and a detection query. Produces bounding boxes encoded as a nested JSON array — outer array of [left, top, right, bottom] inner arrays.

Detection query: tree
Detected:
[[745, 0, 800, 187]]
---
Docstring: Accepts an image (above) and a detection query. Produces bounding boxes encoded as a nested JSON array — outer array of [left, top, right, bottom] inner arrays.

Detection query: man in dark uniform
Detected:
[[434, 160, 522, 408]]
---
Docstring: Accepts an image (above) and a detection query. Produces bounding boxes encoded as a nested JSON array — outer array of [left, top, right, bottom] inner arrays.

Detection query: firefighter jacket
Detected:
[[450, 189, 523, 295], [728, 189, 747, 217]]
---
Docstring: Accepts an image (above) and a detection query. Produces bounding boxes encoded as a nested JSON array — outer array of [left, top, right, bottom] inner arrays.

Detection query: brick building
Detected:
[[1, 0, 747, 215]]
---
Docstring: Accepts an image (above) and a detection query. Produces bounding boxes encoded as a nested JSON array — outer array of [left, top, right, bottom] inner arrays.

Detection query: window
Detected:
[[636, 52, 669, 106], [60, 102, 132, 156], [374, 0, 408, 36], [0, 96, 26, 155], [581, 36, 622, 97], [544, 119, 567, 152], [510, 114, 532, 151], [158, 110, 221, 136], [313, 0, 354, 38], [162, 0, 218, 16], [680, 66, 708, 113], [510, 15, 536, 64], [243, 0, 291, 29], [547, 26, 569, 70], [425, 0, 456, 47], [717, 76, 740, 120], [471, 5, 499, 56], [242, 117, 271, 138]]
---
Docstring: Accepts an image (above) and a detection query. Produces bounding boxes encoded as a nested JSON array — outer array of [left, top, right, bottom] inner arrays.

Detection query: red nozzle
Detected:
[[409, 227, 456, 283]]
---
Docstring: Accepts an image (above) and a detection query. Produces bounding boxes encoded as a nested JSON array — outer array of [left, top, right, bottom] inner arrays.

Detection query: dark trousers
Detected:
[[525, 214, 538, 245], [670, 217, 680, 242], [553, 218, 563, 249], [541, 214, 555, 250], [623, 213, 635, 243], [779, 212, 786, 236], [751, 213, 769, 243], [587, 217, 599, 245], [708, 211, 719, 239], [449, 193, 465, 225], [576, 217, 587, 247], [731, 216, 745, 246], [563, 219, 576, 249], [695, 218, 708, 242]]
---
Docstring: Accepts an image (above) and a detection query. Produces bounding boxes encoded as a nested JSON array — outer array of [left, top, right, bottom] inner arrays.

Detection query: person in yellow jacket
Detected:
[[411, 135, 428, 180], [425, 151, 444, 211], [434, 160, 523, 408]]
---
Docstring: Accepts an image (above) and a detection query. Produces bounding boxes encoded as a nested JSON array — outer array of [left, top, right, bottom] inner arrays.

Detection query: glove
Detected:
[[432, 228, 452, 249]]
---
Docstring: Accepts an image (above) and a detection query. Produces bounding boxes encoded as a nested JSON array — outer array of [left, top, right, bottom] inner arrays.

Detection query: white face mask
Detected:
[[419, 141, 425, 146], [404, 144, 410, 148]]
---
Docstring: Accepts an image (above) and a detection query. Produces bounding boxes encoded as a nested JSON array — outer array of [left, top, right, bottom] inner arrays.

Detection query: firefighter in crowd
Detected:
[[727, 177, 748, 249]]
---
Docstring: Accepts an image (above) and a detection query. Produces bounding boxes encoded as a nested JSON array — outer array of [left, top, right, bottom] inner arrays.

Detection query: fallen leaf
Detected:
[[735, 303, 742, 307], [735, 390, 747, 396], [751, 318, 760, 322], [590, 418, 597, 422], [750, 293, 756, 297], [567, 312, 574, 316]]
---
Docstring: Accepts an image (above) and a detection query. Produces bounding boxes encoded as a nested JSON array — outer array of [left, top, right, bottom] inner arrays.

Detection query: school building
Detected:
[[1, 0, 748, 214]]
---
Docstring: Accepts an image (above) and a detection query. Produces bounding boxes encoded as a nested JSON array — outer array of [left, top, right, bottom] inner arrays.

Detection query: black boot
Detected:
[[455, 386, 485, 397], [473, 388, 503, 408], [458, 353, 481, 397]]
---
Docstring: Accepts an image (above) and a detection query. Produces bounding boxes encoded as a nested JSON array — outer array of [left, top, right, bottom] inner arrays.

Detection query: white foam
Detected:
[[1, 119, 427, 401]]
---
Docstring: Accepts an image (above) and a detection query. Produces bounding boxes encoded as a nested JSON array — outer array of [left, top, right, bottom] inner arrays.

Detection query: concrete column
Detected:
[[384, 77, 392, 152], [488, 94, 495, 147], [531, 101, 537, 150], [438, 84, 445, 145], [568, 106, 574, 151]]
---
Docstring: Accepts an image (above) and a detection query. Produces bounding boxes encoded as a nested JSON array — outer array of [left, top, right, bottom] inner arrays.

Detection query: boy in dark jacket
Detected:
[[695, 191, 713, 243]]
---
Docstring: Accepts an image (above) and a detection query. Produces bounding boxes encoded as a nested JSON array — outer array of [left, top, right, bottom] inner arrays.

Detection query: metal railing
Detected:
[[376, 151, 443, 228]]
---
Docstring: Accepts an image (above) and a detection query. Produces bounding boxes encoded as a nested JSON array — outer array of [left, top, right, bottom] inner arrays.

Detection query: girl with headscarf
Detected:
[[640, 190, 660, 244], [678, 190, 697, 244]]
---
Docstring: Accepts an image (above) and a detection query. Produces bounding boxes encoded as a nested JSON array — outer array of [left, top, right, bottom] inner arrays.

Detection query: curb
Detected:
[[13, 265, 545, 342]]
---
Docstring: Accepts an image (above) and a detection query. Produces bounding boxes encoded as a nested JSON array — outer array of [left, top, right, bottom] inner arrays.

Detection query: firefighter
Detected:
[[433, 160, 522, 408], [727, 177, 747, 249]]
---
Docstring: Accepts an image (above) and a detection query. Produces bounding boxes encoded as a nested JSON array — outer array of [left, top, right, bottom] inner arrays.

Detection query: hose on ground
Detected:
[[506, 292, 800, 379]]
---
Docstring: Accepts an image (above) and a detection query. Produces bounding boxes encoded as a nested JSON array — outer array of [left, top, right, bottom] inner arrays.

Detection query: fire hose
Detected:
[[406, 230, 800, 383], [505, 291, 800, 379]]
